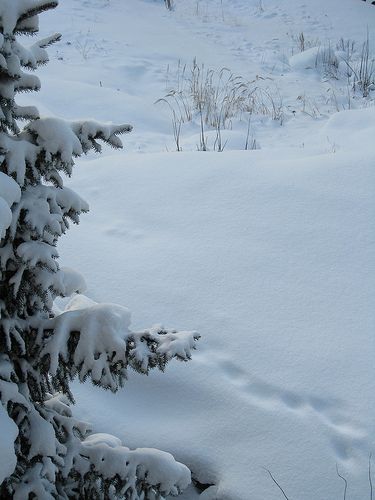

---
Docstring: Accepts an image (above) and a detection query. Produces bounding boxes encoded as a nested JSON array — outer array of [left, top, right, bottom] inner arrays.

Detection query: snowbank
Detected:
[[61, 145, 375, 500], [4, 0, 373, 497]]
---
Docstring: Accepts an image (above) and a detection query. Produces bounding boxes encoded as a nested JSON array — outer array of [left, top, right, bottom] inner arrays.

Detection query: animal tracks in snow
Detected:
[[197, 353, 367, 461], [103, 221, 144, 241]]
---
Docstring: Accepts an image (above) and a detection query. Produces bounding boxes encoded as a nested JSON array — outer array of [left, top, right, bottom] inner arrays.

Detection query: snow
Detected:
[[2, 0, 375, 498], [63, 147, 375, 500], [0, 173, 20, 238], [0, 173, 20, 208], [59, 266, 87, 296], [44, 292, 197, 389], [25, 117, 132, 164], [27, 117, 84, 162], [80, 433, 191, 495], [0, 0, 57, 35], [17, 241, 59, 271], [322, 106, 375, 151], [289, 46, 322, 70], [0, 403, 17, 483]]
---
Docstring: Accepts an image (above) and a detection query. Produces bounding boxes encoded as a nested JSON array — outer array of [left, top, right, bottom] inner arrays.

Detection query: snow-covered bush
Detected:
[[0, 1, 198, 498], [157, 59, 283, 151]]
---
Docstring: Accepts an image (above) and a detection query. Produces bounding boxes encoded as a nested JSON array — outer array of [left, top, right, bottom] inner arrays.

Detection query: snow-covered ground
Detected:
[[19, 0, 375, 498]]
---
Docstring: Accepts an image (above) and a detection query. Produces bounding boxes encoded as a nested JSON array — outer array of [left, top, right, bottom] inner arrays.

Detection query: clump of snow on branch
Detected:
[[0, 403, 18, 483], [59, 267, 87, 296], [42, 294, 199, 391], [78, 433, 191, 498], [0, 173, 20, 238]]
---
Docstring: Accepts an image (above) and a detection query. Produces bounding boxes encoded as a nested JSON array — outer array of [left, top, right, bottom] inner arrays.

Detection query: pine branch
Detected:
[[41, 296, 199, 392], [37, 32, 61, 49], [16, 1, 59, 31]]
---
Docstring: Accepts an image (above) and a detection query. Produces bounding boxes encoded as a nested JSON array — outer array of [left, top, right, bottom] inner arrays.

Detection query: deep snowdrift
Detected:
[[58, 143, 375, 500]]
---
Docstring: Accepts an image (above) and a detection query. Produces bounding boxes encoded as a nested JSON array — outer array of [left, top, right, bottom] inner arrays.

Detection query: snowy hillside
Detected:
[[7, 0, 375, 498]]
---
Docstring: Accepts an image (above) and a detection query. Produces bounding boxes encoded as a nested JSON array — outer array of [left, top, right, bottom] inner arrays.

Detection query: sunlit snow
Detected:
[[2, 0, 375, 498]]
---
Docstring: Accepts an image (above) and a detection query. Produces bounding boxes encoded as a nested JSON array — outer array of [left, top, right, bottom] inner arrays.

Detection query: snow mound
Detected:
[[67, 148, 375, 500], [322, 106, 375, 151], [0, 173, 20, 238], [289, 46, 321, 70]]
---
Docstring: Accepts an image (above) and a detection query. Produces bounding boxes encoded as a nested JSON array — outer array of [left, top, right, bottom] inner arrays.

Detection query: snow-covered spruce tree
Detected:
[[0, 1, 199, 498]]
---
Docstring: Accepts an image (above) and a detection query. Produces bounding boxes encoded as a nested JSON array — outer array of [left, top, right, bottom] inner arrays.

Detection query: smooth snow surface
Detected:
[[67, 149, 374, 500], [22, 0, 375, 498]]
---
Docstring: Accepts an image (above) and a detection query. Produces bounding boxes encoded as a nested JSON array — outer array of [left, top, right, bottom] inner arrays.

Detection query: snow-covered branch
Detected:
[[76, 433, 191, 499], [0, 172, 20, 238], [42, 295, 199, 392]]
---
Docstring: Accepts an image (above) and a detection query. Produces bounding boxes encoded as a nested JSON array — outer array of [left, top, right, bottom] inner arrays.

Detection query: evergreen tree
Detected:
[[0, 1, 199, 498]]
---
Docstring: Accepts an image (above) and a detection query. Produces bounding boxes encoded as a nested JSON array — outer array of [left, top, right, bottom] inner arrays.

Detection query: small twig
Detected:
[[197, 101, 207, 151], [263, 467, 290, 500], [244, 114, 251, 150], [336, 464, 348, 500], [369, 453, 373, 500]]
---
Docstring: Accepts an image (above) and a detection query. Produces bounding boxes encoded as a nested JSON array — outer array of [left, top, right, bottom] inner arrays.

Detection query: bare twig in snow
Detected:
[[369, 453, 373, 500], [264, 467, 291, 500], [336, 464, 348, 500]]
